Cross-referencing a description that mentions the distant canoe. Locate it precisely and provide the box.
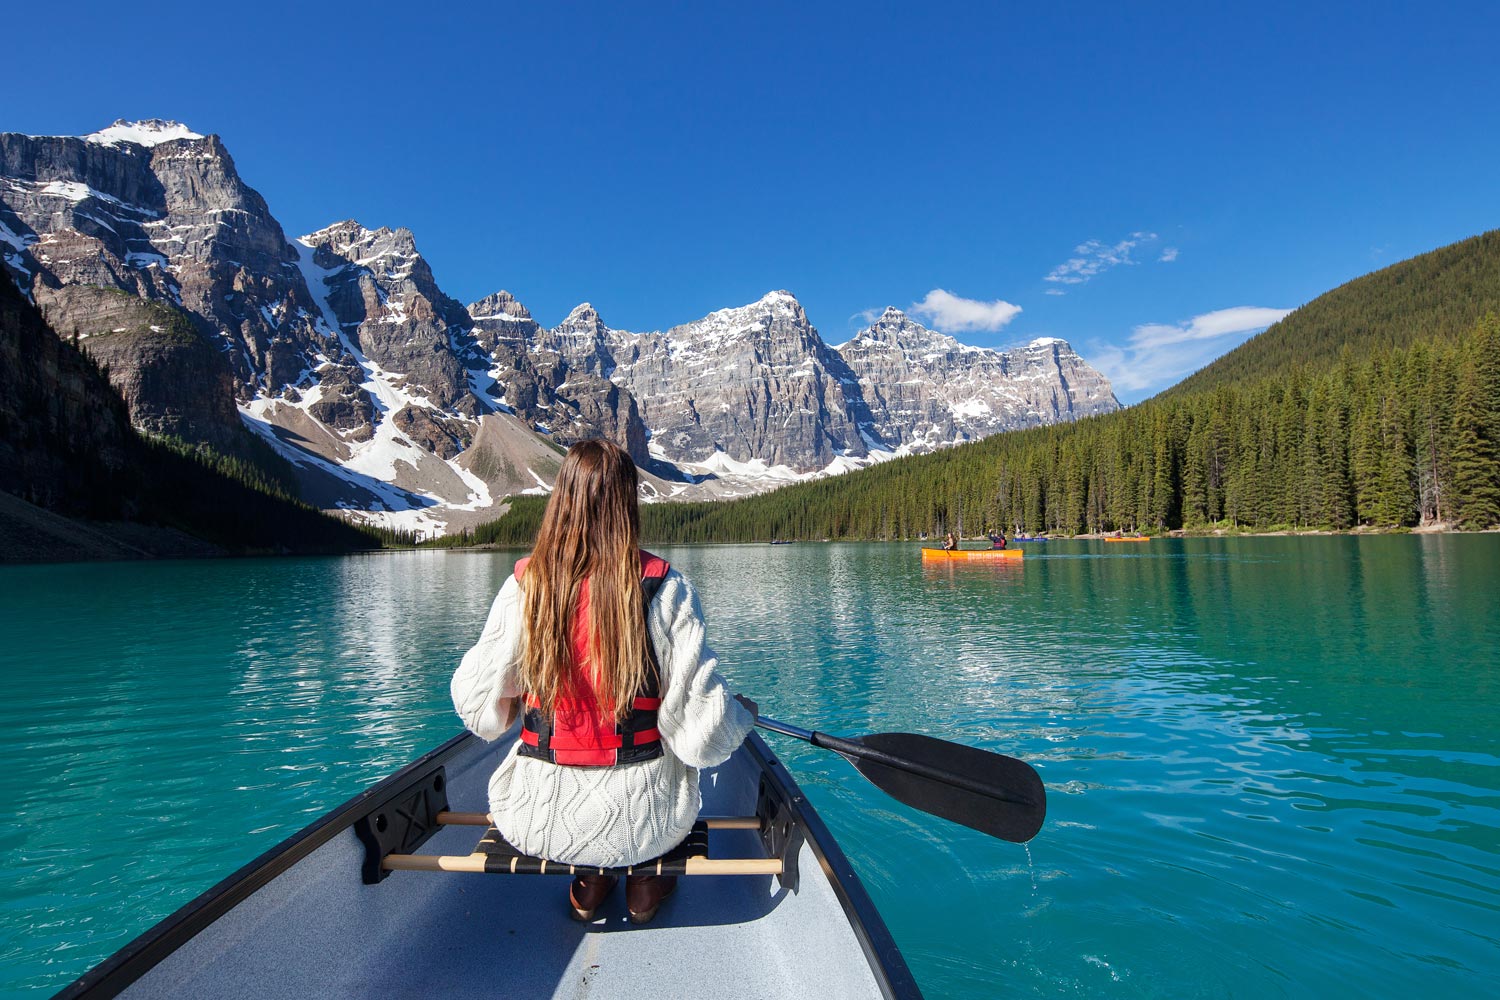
[921,547,1024,561]
[1104,537,1150,543]
[1012,537,1047,543]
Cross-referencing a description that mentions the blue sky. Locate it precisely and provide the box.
[9,1,1500,402]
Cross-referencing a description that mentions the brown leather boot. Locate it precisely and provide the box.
[625,874,678,924]
[569,874,618,921]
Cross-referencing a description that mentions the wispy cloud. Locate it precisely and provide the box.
[1045,231,1157,286]
[1159,247,1179,262]
[1089,305,1294,402]
[909,289,1022,332]
[849,307,884,326]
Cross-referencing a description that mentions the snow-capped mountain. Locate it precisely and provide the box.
[533,291,876,472]
[1,121,1121,534]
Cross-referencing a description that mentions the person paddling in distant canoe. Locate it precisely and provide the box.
[988,531,1006,550]
[451,439,758,924]
[943,530,959,551]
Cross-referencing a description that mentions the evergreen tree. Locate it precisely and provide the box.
[1448,325,1500,528]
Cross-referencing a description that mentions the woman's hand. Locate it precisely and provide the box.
[734,694,759,721]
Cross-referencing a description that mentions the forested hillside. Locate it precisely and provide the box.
[1,277,386,560]
[1168,229,1500,396]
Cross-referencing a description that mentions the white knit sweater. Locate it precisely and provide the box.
[450,568,756,867]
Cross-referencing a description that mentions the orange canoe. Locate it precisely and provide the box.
[1104,536,1150,543]
[921,547,1024,561]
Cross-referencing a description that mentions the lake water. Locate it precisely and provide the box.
[1,537,1497,997]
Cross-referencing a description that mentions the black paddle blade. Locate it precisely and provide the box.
[848,733,1046,843]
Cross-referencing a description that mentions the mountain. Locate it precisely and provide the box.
[489,292,1118,476]
[1166,228,1500,397]
[562,292,876,472]
[837,306,1118,450]
[0,119,338,467]
[2,121,1120,535]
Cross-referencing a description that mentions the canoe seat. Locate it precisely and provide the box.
[381,813,784,878]
[471,821,712,876]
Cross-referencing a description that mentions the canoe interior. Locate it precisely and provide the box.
[82,732,914,1000]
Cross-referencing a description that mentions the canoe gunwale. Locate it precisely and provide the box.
[743,733,923,1000]
[52,733,476,1000]
[53,731,923,1000]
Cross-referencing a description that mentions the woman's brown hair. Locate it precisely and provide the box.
[520,439,651,720]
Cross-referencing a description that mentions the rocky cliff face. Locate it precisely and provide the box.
[36,285,241,449]
[4,120,1122,536]
[602,292,875,470]
[0,273,134,517]
[467,297,650,464]
[0,120,328,449]
[299,221,480,415]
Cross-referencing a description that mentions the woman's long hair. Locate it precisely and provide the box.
[520,439,650,721]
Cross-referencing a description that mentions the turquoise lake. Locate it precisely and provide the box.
[1,537,1497,997]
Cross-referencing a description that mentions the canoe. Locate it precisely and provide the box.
[56,731,920,999]
[920,547,1023,561]
[1011,537,1047,543]
[1104,537,1150,543]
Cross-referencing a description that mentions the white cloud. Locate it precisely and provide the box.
[1045,231,1157,285]
[1045,288,1067,296]
[1159,247,1179,262]
[1088,305,1294,402]
[849,307,884,326]
[909,289,1022,333]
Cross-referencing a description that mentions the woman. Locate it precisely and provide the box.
[451,440,758,924]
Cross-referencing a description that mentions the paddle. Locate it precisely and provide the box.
[755,717,1046,844]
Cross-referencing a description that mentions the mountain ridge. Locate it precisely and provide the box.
[1165,228,1500,398]
[2,120,1120,536]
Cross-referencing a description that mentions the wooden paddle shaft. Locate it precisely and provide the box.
[436,811,761,830]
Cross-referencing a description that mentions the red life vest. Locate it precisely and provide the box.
[514,551,670,767]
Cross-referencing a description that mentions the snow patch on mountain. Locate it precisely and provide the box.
[85,119,204,148]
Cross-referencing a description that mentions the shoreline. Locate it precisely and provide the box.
[7,522,1491,568]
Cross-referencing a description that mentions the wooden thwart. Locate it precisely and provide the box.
[382,815,782,877]
[383,853,783,876]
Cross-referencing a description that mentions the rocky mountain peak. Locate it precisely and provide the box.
[1025,336,1069,351]
[468,290,533,322]
[303,221,419,268]
[757,289,807,321]
[562,302,600,324]
[672,291,814,352]
[553,302,613,346]
[84,119,205,148]
[844,307,959,355]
